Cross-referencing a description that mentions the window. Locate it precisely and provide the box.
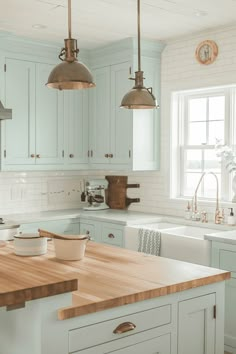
[171,86,236,202]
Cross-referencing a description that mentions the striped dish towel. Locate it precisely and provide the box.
[138,228,161,256]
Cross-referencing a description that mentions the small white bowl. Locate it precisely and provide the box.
[53,235,89,261]
[14,233,47,256]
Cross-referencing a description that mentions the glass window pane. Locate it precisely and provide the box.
[184,172,221,198]
[188,122,206,144]
[202,173,221,198]
[209,96,225,121]
[208,121,224,144]
[204,150,221,173]
[189,98,207,122]
[184,173,203,196]
[186,150,202,171]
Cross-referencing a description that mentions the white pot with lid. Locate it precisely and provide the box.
[14,233,47,256]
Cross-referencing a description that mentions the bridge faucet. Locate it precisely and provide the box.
[191,172,222,224]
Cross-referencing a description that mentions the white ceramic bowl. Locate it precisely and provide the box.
[53,235,89,261]
[14,233,47,256]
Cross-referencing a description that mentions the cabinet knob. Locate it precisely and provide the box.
[30,154,35,158]
[85,230,90,235]
[105,153,109,158]
[113,322,136,334]
[36,154,40,158]
[69,154,74,158]
[108,233,115,239]
[108,153,113,158]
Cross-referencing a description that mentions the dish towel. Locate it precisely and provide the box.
[138,228,161,256]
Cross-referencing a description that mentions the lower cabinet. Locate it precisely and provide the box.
[75,333,170,354]
[211,241,236,353]
[178,293,216,354]
[80,219,124,247]
[19,218,80,235]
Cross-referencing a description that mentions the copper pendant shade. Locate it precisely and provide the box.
[46,0,95,90]
[120,0,158,109]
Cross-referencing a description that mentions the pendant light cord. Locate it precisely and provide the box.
[137,0,141,72]
[68,0,72,39]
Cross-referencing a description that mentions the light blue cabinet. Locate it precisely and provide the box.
[64,90,89,168]
[3,57,36,167]
[89,38,164,171]
[19,219,80,235]
[211,241,236,353]
[35,63,64,166]
[2,57,64,170]
[178,293,216,354]
[80,218,124,247]
[89,65,111,164]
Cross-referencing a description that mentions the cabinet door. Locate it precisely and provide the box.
[89,66,110,164]
[110,62,132,166]
[75,333,170,354]
[80,221,101,243]
[64,90,89,167]
[211,243,236,350]
[178,293,216,354]
[101,222,124,247]
[3,57,36,167]
[35,63,64,165]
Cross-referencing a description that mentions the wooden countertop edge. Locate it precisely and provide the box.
[0,278,78,307]
[57,271,231,320]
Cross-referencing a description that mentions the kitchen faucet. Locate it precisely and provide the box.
[191,172,223,224]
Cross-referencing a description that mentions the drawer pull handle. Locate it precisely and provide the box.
[69,154,74,158]
[108,233,115,238]
[113,322,136,334]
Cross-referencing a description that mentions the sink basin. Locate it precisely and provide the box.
[125,223,219,266]
[164,226,218,239]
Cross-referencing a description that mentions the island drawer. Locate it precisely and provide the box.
[69,304,171,352]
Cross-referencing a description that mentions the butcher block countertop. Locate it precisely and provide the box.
[0,241,230,320]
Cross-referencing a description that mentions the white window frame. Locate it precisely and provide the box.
[171,85,236,203]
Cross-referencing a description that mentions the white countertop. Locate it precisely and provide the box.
[204,229,236,245]
[1,208,236,245]
[1,209,162,226]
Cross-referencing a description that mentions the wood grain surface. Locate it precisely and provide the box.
[0,241,230,320]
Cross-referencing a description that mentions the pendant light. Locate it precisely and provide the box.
[120,0,158,109]
[46,0,95,90]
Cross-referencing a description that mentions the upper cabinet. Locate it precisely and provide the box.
[0,36,164,172]
[88,38,164,171]
[89,62,132,168]
[63,90,89,168]
[2,57,64,170]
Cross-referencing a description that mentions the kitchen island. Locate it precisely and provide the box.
[0,241,230,354]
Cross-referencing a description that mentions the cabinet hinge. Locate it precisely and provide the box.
[4,64,6,72]
[62,150,64,158]
[4,150,6,158]
[129,150,131,158]
[213,305,216,319]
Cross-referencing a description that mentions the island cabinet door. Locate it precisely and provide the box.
[178,293,216,354]
[74,332,170,354]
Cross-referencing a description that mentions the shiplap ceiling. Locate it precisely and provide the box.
[1,0,236,48]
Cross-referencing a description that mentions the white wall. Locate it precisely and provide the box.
[2,25,236,220]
